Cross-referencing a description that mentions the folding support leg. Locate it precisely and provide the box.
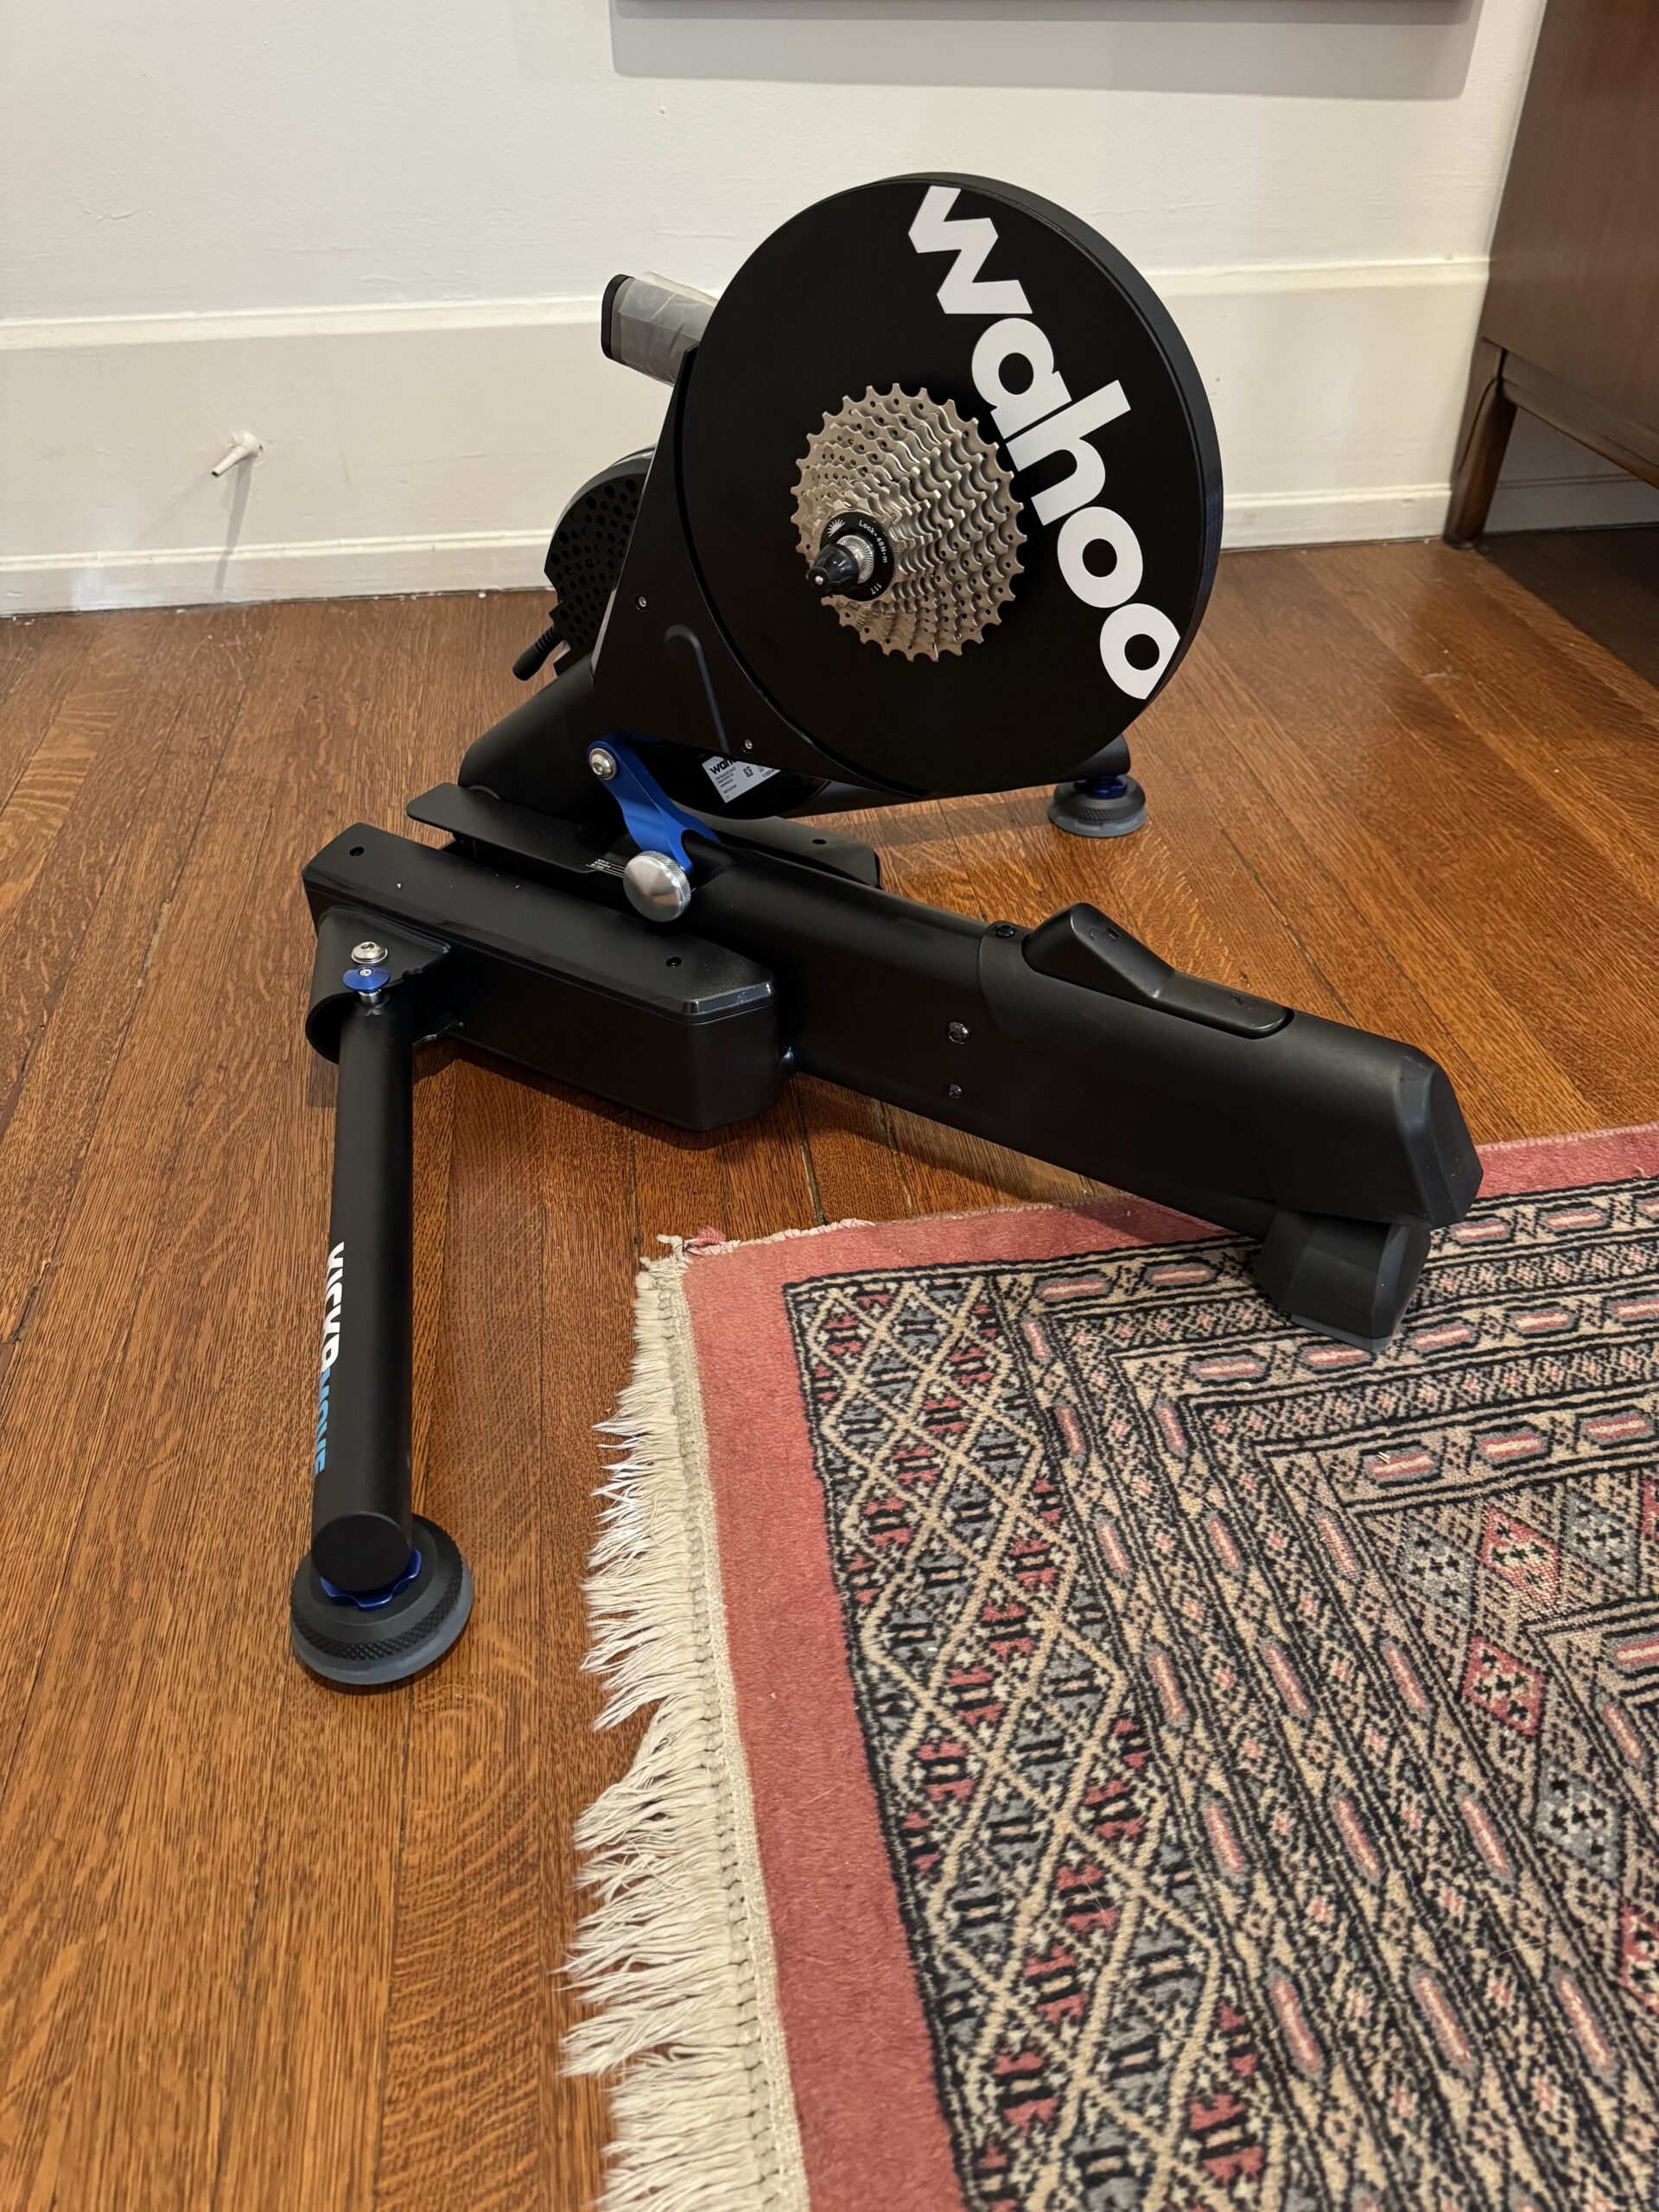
[289,972,472,1686]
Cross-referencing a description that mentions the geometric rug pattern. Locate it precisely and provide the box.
[785,1175,1659,2212]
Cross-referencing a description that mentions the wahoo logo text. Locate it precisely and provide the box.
[313,1239,345,1477]
[910,185,1179,701]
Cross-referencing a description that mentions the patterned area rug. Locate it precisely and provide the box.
[566,1127,1659,2212]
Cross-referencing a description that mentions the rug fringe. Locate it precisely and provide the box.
[563,1254,808,2212]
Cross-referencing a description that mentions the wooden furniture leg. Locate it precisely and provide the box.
[1445,339,1516,545]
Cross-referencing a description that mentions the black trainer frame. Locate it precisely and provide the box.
[289,173,1482,1684]
[289,745,1480,1683]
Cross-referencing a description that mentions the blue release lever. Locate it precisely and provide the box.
[589,738,708,871]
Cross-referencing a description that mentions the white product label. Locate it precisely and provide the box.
[702,754,779,805]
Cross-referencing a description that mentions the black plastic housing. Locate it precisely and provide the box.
[304,808,1479,1344]
[304,824,785,1131]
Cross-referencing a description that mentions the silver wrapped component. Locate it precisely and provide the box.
[601,272,716,385]
[793,386,1024,660]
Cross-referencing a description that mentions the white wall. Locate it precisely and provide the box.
[4,0,1656,613]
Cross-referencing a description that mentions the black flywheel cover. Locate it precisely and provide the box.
[679,174,1222,798]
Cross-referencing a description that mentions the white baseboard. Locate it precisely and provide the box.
[10,482,1657,617]
[0,302,666,616]
[1224,470,1659,551]
[4,264,1656,617]
[1,531,552,615]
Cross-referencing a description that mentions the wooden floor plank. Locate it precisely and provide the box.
[1318,540,1659,911]
[210,599,510,2211]
[1199,553,1614,1138]
[0,607,272,1336]
[1270,541,1659,1125]
[1475,526,1659,709]
[530,1084,649,2212]
[0,530,1654,2210]
[794,1077,917,1226]
[1150,635,1522,1132]
[0,613,64,716]
[371,1068,572,2212]
[0,613,207,1153]
[0,601,436,2209]
[0,614,99,817]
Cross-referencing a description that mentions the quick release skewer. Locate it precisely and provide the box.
[808,531,879,596]
[806,512,894,603]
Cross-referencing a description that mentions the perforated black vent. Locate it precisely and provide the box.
[543,456,649,662]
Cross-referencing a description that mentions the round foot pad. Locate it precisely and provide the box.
[290,1515,473,1688]
[1048,775,1147,839]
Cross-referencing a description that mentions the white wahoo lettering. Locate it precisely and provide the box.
[1006,382,1130,527]
[1057,505,1142,609]
[319,1241,345,1372]
[970,316,1068,440]
[1100,604,1179,699]
[908,186,1031,317]
[912,186,1177,701]
[314,1240,345,1477]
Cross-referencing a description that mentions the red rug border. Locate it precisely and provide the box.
[680,1122,1659,2211]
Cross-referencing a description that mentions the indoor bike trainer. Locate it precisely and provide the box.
[289,175,1482,1685]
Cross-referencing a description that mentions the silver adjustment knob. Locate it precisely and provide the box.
[623,849,691,922]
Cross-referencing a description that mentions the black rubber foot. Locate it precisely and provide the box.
[290,1514,473,1688]
[1251,1211,1431,1351]
[1048,775,1147,839]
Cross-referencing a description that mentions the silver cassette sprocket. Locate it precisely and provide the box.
[791,386,1023,659]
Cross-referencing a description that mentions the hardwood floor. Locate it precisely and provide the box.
[0,531,1654,2209]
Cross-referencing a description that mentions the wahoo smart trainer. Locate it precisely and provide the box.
[289,176,1482,1685]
